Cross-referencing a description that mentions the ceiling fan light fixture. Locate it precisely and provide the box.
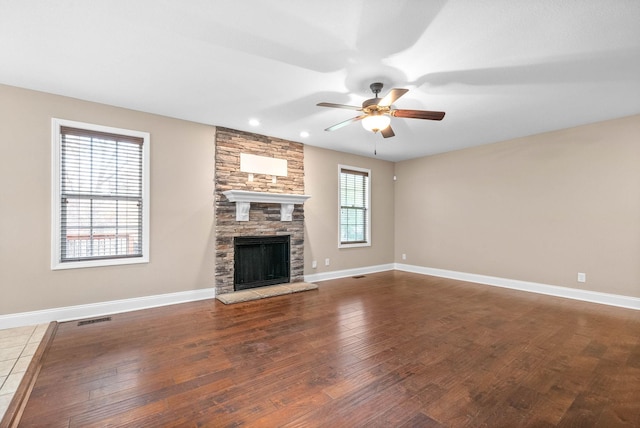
[361,113,390,133]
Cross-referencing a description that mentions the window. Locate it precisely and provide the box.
[51,119,150,269]
[339,165,371,248]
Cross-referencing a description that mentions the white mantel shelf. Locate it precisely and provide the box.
[222,190,311,221]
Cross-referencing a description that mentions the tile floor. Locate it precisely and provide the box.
[0,324,48,420]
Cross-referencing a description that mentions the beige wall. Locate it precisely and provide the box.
[395,115,640,298]
[0,84,216,314]
[303,145,395,274]
[2,82,637,316]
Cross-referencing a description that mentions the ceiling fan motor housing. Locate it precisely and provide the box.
[363,98,384,109]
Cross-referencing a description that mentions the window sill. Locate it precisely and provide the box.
[339,242,371,249]
[51,256,149,270]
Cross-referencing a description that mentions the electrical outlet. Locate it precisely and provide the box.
[312,260,317,269]
[577,272,586,283]
[402,253,407,260]
[325,258,330,266]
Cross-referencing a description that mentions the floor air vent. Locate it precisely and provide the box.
[77,316,112,326]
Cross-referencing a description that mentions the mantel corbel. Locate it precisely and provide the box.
[222,190,311,221]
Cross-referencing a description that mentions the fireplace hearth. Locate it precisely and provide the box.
[234,235,290,291]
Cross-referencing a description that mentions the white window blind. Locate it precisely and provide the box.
[51,119,149,269]
[60,126,143,262]
[339,166,370,246]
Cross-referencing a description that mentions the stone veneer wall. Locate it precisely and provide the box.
[215,127,305,295]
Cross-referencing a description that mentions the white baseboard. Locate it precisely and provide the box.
[304,263,394,283]
[395,263,640,311]
[0,288,216,330]
[3,264,637,330]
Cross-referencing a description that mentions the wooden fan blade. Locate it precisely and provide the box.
[379,88,409,107]
[317,102,362,111]
[392,109,445,120]
[381,125,395,138]
[325,115,367,132]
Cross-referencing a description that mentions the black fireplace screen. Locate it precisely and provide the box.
[234,235,290,291]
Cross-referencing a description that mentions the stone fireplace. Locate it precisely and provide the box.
[214,127,306,295]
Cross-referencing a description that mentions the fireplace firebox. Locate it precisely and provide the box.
[234,235,290,291]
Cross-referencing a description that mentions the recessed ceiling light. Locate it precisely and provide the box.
[249,119,260,127]
[299,131,309,138]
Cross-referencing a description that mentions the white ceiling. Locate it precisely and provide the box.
[1,0,639,161]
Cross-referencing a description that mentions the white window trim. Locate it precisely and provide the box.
[51,118,150,270]
[338,164,371,249]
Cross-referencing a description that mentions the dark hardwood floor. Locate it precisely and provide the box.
[17,271,640,427]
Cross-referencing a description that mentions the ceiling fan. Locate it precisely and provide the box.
[317,82,445,138]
